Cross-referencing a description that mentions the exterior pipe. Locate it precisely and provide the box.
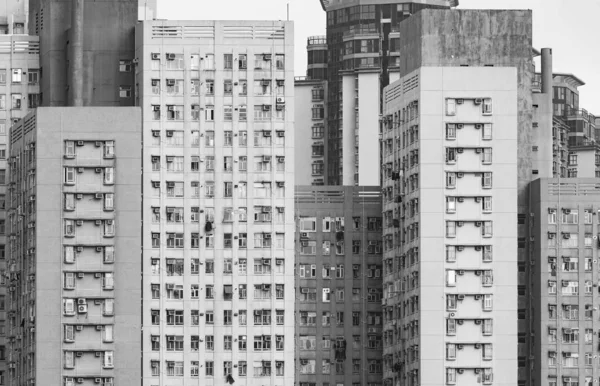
[541,48,552,95]
[70,0,84,106]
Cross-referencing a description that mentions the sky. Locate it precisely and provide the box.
[158,0,600,111]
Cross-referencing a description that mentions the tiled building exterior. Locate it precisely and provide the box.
[294,185,382,386]
[135,20,296,386]
[6,107,141,386]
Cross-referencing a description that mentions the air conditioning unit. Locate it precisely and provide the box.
[78,304,87,313]
[95,220,102,226]
[95,378,102,384]
[474,98,483,105]
[475,270,482,276]
[475,222,482,227]
[457,270,465,275]
[457,197,464,203]
[76,352,83,357]
[95,352,102,357]
[153,105,160,111]
[263,131,271,137]
[77,272,84,278]
[457,172,464,178]
[457,246,464,251]
[76,220,83,226]
[563,233,570,239]
[166,79,175,86]
[276,97,285,104]
[95,168,102,173]
[95,273,102,278]
[95,193,103,200]
[166,53,176,60]
[76,378,84,384]
[475,319,482,324]
[76,325,83,331]
[76,141,84,146]
[76,193,83,200]
[456,148,464,153]
[76,246,84,252]
[301,288,309,294]
[475,246,482,251]
[457,221,464,227]
[263,155,271,162]
[277,131,285,137]
[475,197,481,203]
[457,294,465,300]
[77,167,84,173]
[262,105,271,111]
[457,344,464,350]
[262,206,272,213]
[475,124,483,129]
[475,148,482,154]
[96,325,103,331]
[263,54,272,61]
[151,53,160,60]
[456,99,464,105]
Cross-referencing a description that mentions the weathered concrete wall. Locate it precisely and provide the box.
[398,9,533,209]
[28,0,137,106]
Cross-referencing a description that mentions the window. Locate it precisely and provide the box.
[482,98,493,114]
[224,54,233,69]
[11,93,21,109]
[482,123,492,139]
[446,99,456,116]
[446,222,456,237]
[119,86,131,98]
[11,68,21,83]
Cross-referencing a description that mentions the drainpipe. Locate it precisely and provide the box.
[70,0,84,106]
[541,48,552,96]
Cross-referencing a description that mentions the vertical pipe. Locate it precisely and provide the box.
[541,48,552,95]
[70,0,84,106]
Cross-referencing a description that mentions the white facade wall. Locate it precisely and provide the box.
[136,20,295,386]
[382,66,518,386]
[342,72,380,186]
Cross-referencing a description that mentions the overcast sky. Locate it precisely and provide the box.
[158,0,599,111]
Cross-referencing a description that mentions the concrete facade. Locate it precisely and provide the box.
[135,20,296,386]
[530,178,600,386]
[27,0,137,106]
[382,65,518,386]
[7,107,141,386]
[294,185,382,386]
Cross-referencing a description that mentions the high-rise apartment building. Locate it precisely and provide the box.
[135,20,296,386]
[294,74,326,186]
[6,107,141,386]
[294,185,382,386]
[0,33,41,384]
[318,0,457,185]
[530,178,600,386]
[381,9,534,386]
